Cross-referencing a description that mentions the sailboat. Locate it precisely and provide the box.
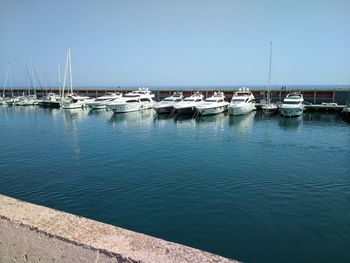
[261,42,278,115]
[1,63,18,105]
[61,48,91,109]
[0,63,10,105]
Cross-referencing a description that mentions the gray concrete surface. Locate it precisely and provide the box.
[0,195,238,263]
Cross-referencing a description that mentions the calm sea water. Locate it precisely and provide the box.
[0,106,349,263]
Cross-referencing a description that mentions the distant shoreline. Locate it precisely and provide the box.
[5,85,350,91]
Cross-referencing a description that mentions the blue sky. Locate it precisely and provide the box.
[0,0,349,87]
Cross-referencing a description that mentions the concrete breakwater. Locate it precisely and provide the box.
[3,88,350,105]
[0,195,237,263]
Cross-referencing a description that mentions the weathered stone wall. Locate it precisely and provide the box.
[0,195,237,263]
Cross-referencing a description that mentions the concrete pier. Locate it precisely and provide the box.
[0,195,237,263]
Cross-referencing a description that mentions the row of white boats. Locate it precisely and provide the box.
[1,46,307,117]
[0,87,306,117]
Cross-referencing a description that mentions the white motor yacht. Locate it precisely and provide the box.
[228,88,256,115]
[107,88,155,113]
[61,94,92,109]
[196,91,229,116]
[173,92,204,115]
[154,92,183,114]
[88,92,122,110]
[280,92,304,117]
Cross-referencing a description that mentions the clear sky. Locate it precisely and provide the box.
[0,0,349,87]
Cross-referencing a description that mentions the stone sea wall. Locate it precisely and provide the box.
[0,195,238,263]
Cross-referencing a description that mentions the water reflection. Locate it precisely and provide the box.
[87,108,113,121]
[195,113,227,131]
[61,109,91,159]
[278,115,303,129]
[62,108,90,123]
[303,111,343,123]
[174,114,194,123]
[108,109,154,128]
[228,111,256,133]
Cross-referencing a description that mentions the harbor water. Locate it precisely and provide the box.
[0,106,349,262]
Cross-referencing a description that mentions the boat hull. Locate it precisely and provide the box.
[90,103,107,110]
[62,103,84,109]
[40,101,61,108]
[197,105,228,116]
[261,104,278,116]
[280,106,304,117]
[154,105,173,114]
[174,106,197,115]
[229,104,256,116]
[110,102,154,113]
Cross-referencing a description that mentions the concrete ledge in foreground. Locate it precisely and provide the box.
[0,195,238,262]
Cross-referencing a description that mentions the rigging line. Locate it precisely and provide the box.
[33,65,43,90]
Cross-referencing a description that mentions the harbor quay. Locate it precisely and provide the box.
[0,194,238,263]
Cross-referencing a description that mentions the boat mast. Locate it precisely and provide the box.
[68,48,73,94]
[61,49,69,98]
[30,61,36,96]
[267,41,272,104]
[58,64,61,97]
[25,65,33,96]
[2,63,10,98]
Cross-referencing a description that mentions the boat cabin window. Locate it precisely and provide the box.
[236,92,251,96]
[183,99,194,102]
[140,98,151,102]
[218,99,223,103]
[231,98,245,102]
[195,99,202,102]
[124,94,140,98]
[174,99,182,102]
[126,99,138,103]
[283,101,301,104]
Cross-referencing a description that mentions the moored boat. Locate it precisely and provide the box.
[107,88,155,113]
[261,42,278,116]
[154,92,183,114]
[61,94,92,109]
[88,92,122,110]
[172,92,204,115]
[196,91,228,116]
[38,93,62,108]
[280,92,304,117]
[228,88,256,116]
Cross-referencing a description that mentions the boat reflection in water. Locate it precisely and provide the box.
[278,114,303,129]
[108,109,154,128]
[62,108,90,123]
[61,109,92,158]
[195,112,227,128]
[228,111,256,134]
[87,108,113,121]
